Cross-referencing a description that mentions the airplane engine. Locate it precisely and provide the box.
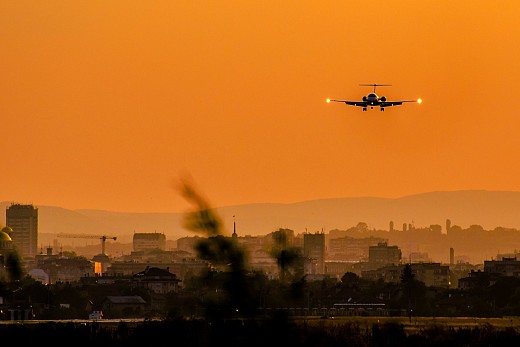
[379,96,386,102]
[362,96,367,102]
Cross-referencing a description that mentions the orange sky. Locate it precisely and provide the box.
[2,1,520,213]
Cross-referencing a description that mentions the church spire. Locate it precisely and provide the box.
[232,215,237,238]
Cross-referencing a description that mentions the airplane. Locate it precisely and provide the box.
[326,84,422,111]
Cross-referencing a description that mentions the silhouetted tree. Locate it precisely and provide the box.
[178,177,252,318]
[400,263,415,283]
[6,250,24,283]
[341,272,360,287]
[401,263,414,322]
[356,222,368,232]
[270,229,304,284]
[274,248,304,284]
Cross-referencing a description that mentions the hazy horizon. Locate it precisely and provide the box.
[3,188,519,214]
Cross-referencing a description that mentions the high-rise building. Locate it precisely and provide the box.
[303,232,325,274]
[6,204,38,259]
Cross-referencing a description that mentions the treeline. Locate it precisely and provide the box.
[5,263,520,320]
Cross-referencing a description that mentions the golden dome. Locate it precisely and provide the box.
[0,227,13,241]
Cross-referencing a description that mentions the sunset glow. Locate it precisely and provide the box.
[1,1,520,213]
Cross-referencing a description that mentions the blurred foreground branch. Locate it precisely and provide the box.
[179,178,222,237]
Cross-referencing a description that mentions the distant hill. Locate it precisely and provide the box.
[2,190,520,246]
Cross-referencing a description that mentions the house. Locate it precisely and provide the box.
[132,266,181,294]
[101,296,147,319]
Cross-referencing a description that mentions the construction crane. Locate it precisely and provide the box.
[57,233,117,256]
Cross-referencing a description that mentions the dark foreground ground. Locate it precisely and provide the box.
[2,316,520,346]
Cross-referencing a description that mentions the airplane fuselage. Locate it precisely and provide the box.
[364,93,380,104]
[363,93,385,108]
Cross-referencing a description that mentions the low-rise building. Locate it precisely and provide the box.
[368,242,401,267]
[362,262,450,288]
[132,266,181,294]
[29,247,95,284]
[101,296,147,319]
[458,270,502,290]
[484,257,520,277]
[324,260,357,278]
[328,236,386,262]
[107,259,209,282]
[133,232,166,252]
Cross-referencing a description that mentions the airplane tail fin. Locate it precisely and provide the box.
[359,83,392,93]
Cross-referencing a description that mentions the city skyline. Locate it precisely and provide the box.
[2,2,520,213]
[6,189,520,265]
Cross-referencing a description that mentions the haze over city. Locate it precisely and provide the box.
[2,1,520,214]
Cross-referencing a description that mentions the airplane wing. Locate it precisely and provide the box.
[327,99,367,107]
[380,100,418,107]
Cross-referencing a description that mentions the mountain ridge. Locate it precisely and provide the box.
[2,190,520,245]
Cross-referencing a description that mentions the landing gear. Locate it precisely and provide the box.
[362,107,367,111]
[380,108,385,112]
